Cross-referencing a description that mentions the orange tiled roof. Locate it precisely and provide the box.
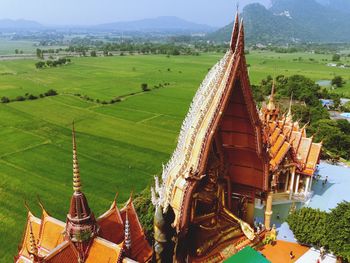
[85,237,123,263]
[301,142,322,175]
[16,197,152,263]
[297,137,312,164]
[44,241,78,263]
[264,113,321,176]
[270,134,286,157]
[38,212,65,254]
[270,142,291,171]
[97,199,125,244]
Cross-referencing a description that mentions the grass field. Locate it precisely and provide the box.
[0,51,350,261]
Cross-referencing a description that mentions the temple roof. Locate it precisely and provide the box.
[16,127,152,262]
[261,94,322,175]
[153,13,269,233]
[17,197,151,262]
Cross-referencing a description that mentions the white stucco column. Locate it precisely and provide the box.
[289,167,296,200]
[285,173,290,192]
[309,176,313,192]
[304,177,310,194]
[295,174,300,194]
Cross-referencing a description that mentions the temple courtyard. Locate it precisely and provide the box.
[252,161,350,262]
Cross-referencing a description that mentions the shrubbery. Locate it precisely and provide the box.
[35,58,71,69]
[0,89,58,104]
[133,187,155,242]
[287,202,350,262]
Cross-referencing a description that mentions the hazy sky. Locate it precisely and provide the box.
[0,0,270,27]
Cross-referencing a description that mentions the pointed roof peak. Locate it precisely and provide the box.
[236,18,245,53]
[267,79,276,111]
[24,201,34,217]
[37,195,50,218]
[110,192,119,209]
[72,121,82,193]
[230,9,240,51]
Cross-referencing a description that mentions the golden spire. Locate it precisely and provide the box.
[72,122,82,193]
[28,221,38,258]
[267,79,276,111]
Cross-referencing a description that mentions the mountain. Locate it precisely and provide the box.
[0,19,43,30]
[209,0,350,44]
[93,16,215,33]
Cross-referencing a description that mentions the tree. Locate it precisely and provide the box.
[44,89,58,96]
[287,207,327,247]
[133,187,155,242]
[1,96,10,103]
[331,76,345,88]
[309,119,350,159]
[46,60,53,67]
[325,202,350,262]
[15,49,19,54]
[336,119,350,134]
[28,94,38,100]
[287,203,350,261]
[90,50,97,57]
[141,83,150,92]
[36,48,43,59]
[35,61,46,69]
[332,54,341,62]
[15,96,25,101]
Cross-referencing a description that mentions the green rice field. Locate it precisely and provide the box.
[0,51,349,261]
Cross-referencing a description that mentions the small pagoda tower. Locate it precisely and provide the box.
[65,123,98,261]
[262,81,279,123]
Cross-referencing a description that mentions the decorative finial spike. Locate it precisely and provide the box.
[267,79,276,111]
[286,92,293,123]
[72,121,82,193]
[124,209,131,251]
[29,221,38,257]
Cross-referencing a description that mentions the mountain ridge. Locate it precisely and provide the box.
[93,16,215,32]
[0,16,215,33]
[209,0,350,44]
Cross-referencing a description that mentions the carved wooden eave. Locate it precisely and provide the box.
[157,17,269,234]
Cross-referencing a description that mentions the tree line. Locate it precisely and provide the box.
[1,89,58,104]
[35,57,71,69]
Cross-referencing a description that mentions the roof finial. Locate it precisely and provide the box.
[72,121,82,193]
[230,4,240,51]
[267,79,276,111]
[28,221,38,258]
[286,92,293,122]
[124,209,131,251]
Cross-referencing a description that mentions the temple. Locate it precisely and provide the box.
[260,87,322,206]
[14,9,323,263]
[15,125,152,263]
[152,10,322,263]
